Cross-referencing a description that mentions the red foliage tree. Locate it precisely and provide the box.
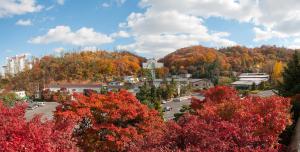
[0,102,78,152]
[55,90,164,152]
[137,86,292,152]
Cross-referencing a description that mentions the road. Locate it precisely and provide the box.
[25,102,59,121]
[162,94,204,120]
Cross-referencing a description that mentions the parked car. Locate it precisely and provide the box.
[163,106,172,112]
[174,96,191,102]
[27,103,38,110]
[36,102,45,106]
[173,98,181,102]
[162,100,167,104]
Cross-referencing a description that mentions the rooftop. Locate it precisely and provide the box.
[48,83,103,88]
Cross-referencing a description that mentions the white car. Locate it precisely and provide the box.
[163,106,172,112]
[36,102,45,106]
[27,104,38,110]
[162,101,167,104]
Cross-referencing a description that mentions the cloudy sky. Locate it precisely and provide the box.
[1,0,300,65]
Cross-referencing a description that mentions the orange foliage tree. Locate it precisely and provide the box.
[55,90,164,151]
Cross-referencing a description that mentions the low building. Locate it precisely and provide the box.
[179,73,192,78]
[124,76,139,84]
[190,79,214,89]
[153,78,213,89]
[46,83,103,94]
[15,91,26,99]
[108,81,124,87]
[231,73,269,89]
[153,78,190,88]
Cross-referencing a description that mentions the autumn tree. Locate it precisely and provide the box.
[272,60,284,84]
[55,90,164,152]
[0,101,78,151]
[137,86,291,151]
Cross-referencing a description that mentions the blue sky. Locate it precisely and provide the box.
[1,0,300,67]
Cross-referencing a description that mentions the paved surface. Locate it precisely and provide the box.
[162,94,204,120]
[25,102,59,121]
[250,90,276,97]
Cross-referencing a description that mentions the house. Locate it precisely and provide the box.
[190,79,214,89]
[231,73,269,89]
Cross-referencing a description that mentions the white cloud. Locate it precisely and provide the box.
[139,0,259,22]
[29,25,113,46]
[0,0,42,18]
[253,27,287,41]
[119,8,236,57]
[82,46,98,51]
[101,3,110,8]
[16,19,32,26]
[137,0,300,43]
[54,47,64,53]
[110,30,130,38]
[57,0,65,5]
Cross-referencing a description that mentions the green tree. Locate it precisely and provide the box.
[0,92,18,107]
[136,82,150,104]
[251,82,256,90]
[206,59,220,85]
[278,51,300,97]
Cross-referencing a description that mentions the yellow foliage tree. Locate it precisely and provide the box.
[272,61,283,83]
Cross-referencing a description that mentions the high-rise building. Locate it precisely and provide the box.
[2,54,32,77]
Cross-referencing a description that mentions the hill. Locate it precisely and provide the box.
[160,45,294,76]
[8,50,145,95]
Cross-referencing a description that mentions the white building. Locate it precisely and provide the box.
[2,54,32,77]
[142,58,164,79]
[231,73,269,89]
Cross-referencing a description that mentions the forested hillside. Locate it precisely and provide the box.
[8,51,145,94]
[161,45,294,76]
[3,45,296,94]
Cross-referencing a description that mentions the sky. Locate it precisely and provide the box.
[1,0,300,67]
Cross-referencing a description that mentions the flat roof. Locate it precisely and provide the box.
[231,80,262,86]
[239,73,269,78]
[48,83,102,88]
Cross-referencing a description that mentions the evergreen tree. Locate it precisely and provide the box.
[251,82,256,90]
[136,82,150,104]
[278,51,300,97]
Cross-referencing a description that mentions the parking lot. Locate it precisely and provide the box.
[162,94,204,120]
[25,102,59,121]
